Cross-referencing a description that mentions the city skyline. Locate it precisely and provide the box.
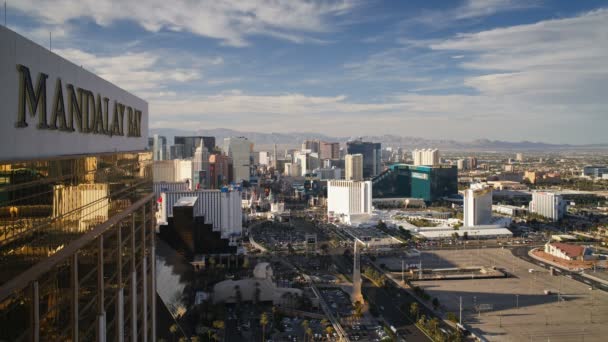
[6,0,608,144]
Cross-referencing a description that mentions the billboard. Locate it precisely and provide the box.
[0,26,148,161]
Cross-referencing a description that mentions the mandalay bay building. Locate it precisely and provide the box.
[0,26,156,341]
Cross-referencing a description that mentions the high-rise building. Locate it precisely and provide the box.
[320,141,340,160]
[372,164,458,202]
[327,180,373,224]
[223,137,252,183]
[153,134,167,160]
[174,136,215,158]
[529,191,566,221]
[284,162,302,177]
[345,154,364,181]
[193,141,210,189]
[259,151,270,166]
[412,149,440,166]
[302,140,321,153]
[208,153,232,189]
[516,153,524,162]
[346,140,381,178]
[0,27,155,341]
[170,143,185,159]
[463,183,493,227]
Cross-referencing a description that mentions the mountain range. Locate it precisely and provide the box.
[149,128,608,152]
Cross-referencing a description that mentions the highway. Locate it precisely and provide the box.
[362,279,432,342]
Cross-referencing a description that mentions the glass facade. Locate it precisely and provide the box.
[0,151,155,341]
[346,141,382,178]
[372,164,457,202]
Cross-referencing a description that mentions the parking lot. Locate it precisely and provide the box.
[407,248,608,341]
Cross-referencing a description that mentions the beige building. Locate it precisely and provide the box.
[345,154,364,181]
[212,263,302,305]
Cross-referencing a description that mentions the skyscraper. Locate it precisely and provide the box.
[193,141,210,188]
[529,191,566,221]
[174,136,216,158]
[153,134,167,160]
[345,154,363,181]
[412,149,440,166]
[223,137,252,183]
[463,183,493,227]
[0,26,155,341]
[320,141,340,160]
[346,140,381,178]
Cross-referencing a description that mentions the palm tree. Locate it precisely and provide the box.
[260,312,269,342]
[306,327,313,342]
[429,317,439,334]
[301,320,310,342]
[169,324,178,342]
[320,318,329,327]
[212,320,225,342]
[325,325,334,339]
[410,302,419,320]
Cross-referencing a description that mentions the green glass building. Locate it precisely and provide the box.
[372,164,457,202]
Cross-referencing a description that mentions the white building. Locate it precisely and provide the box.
[327,180,372,224]
[464,183,493,227]
[153,159,193,183]
[529,191,566,221]
[516,153,524,162]
[223,137,252,183]
[157,189,243,238]
[153,134,167,161]
[544,242,590,261]
[412,149,440,166]
[284,162,302,177]
[492,204,527,216]
[259,151,270,166]
[345,154,363,181]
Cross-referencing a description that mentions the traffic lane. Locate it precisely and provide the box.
[511,246,608,292]
[362,282,431,342]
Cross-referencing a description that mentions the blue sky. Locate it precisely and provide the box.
[7,0,608,144]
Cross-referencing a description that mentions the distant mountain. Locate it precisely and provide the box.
[149,128,608,151]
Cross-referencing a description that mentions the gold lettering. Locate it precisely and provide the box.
[103,97,109,135]
[93,94,104,134]
[118,103,125,136]
[66,85,82,132]
[49,78,69,131]
[15,64,48,129]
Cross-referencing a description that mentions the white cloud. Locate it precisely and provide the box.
[431,8,608,104]
[54,48,204,96]
[12,0,356,47]
[454,0,536,20]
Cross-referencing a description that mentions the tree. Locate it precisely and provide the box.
[260,312,269,342]
[410,302,419,320]
[301,320,310,342]
[306,327,313,342]
[169,324,178,342]
[428,317,440,334]
[325,325,334,337]
[463,231,469,240]
[432,297,440,310]
[320,319,329,327]
[446,312,458,323]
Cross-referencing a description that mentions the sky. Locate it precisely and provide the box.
[6,0,608,144]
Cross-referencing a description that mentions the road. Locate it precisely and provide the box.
[512,245,608,292]
[362,279,431,342]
